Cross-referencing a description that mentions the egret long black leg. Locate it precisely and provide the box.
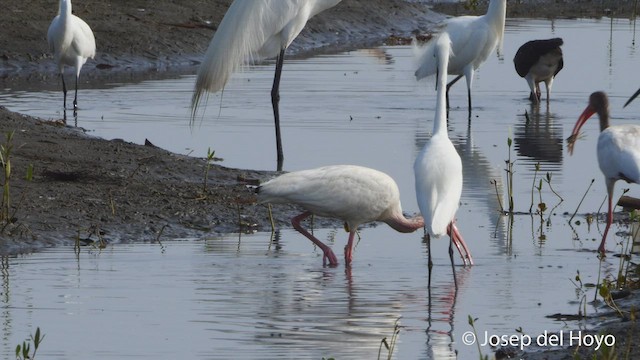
[73,74,79,109]
[426,232,433,289]
[449,238,458,289]
[61,74,68,110]
[271,48,286,172]
[445,75,463,110]
[467,87,472,119]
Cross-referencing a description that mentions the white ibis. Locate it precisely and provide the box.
[513,38,564,104]
[47,0,96,110]
[257,165,424,267]
[414,32,473,280]
[191,0,342,172]
[567,92,640,254]
[415,0,506,117]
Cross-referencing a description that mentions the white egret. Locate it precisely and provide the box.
[414,32,473,283]
[415,0,506,117]
[192,0,342,171]
[514,38,564,104]
[567,92,640,255]
[47,0,96,110]
[257,165,425,267]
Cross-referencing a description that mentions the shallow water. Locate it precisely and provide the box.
[1,18,639,359]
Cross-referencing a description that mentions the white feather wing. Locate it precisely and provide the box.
[414,135,463,237]
[445,16,491,73]
[259,165,399,224]
[70,15,96,60]
[415,14,497,79]
[598,125,640,183]
[191,0,340,113]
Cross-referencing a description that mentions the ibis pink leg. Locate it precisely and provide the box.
[599,187,615,255]
[447,222,474,266]
[291,211,338,266]
[545,82,550,104]
[344,231,356,267]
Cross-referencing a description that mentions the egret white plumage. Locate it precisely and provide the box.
[567,92,640,255]
[257,165,424,267]
[513,38,564,104]
[414,33,473,279]
[192,0,342,171]
[47,0,96,110]
[415,0,506,116]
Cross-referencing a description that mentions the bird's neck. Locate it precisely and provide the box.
[598,108,610,132]
[485,0,506,56]
[432,85,447,136]
[59,0,72,18]
[433,35,450,136]
[486,0,507,24]
[384,213,425,233]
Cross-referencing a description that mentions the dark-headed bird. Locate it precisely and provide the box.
[514,38,563,104]
[567,92,640,255]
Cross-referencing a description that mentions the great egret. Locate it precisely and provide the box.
[567,92,640,255]
[513,38,564,104]
[414,32,473,282]
[47,0,96,110]
[257,165,424,267]
[192,0,342,171]
[415,0,506,117]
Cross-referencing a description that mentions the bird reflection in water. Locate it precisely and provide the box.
[514,104,564,167]
[62,108,79,127]
[424,260,470,360]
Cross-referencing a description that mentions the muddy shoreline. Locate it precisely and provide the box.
[0,0,446,254]
[1,0,444,80]
[0,1,639,358]
[1,0,635,248]
[431,0,639,19]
